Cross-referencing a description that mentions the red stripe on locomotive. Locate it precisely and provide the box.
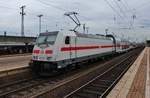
[61,45,113,51]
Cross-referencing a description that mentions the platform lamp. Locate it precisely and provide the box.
[37,14,43,34]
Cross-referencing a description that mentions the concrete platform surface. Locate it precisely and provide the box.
[0,55,31,72]
[107,47,150,98]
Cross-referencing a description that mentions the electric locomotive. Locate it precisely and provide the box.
[29,30,116,75]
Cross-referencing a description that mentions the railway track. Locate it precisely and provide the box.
[0,67,35,96]
[64,51,138,98]
[0,48,143,98]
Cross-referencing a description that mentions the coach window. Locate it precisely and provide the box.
[65,36,70,44]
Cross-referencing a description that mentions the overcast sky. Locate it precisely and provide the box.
[0,0,150,42]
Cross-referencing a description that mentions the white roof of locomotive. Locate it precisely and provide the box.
[40,30,112,40]
[59,30,76,36]
[59,30,111,40]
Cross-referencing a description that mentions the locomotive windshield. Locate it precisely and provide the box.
[36,31,58,45]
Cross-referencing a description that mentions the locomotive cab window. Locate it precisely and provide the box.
[65,36,70,44]
[36,31,58,45]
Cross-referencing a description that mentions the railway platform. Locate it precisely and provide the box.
[0,54,31,72]
[107,47,150,98]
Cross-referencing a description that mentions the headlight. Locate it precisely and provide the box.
[57,65,62,69]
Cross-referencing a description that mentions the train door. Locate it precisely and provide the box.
[65,36,76,61]
[70,36,76,60]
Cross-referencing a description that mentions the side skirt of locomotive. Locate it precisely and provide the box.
[29,51,115,75]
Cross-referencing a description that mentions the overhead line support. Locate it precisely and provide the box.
[20,5,26,37]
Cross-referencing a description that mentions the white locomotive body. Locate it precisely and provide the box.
[29,30,131,75]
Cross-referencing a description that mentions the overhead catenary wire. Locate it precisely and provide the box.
[121,0,137,29]
[112,0,129,23]
[114,0,135,30]
[104,0,127,38]
[104,0,137,40]
[119,0,129,12]
[104,0,125,21]
[35,0,67,12]
[0,0,64,22]
[0,0,148,40]
[0,4,57,35]
[34,0,93,32]
[34,0,92,22]
[106,0,137,33]
[0,3,62,30]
